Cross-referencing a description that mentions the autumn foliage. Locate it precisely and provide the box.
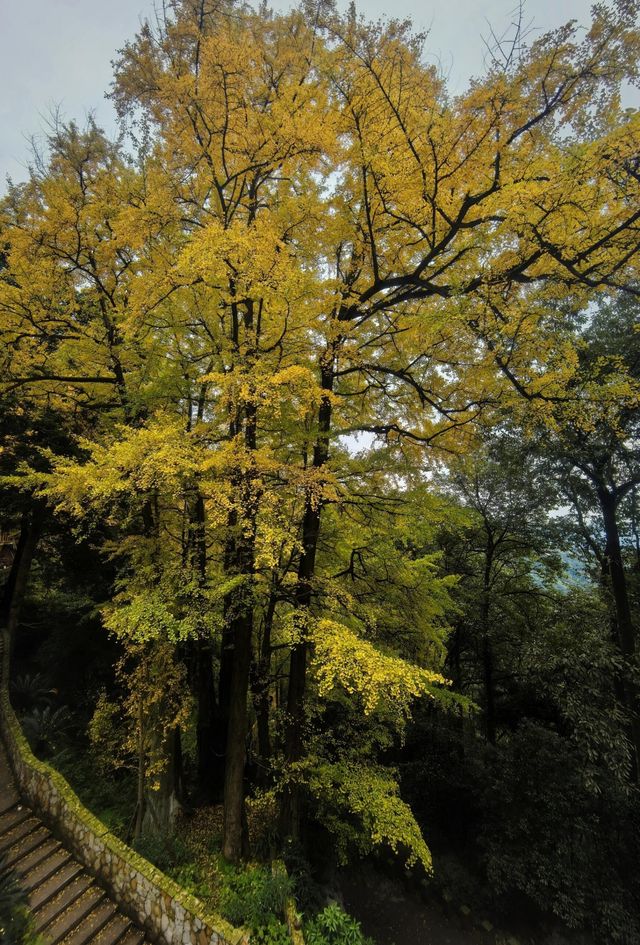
[1,3,639,934]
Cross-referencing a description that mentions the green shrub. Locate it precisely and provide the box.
[219,864,294,931]
[305,903,373,945]
[167,862,213,902]
[251,918,292,945]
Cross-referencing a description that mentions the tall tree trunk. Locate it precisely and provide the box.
[211,508,239,800]
[251,591,277,785]
[222,403,258,861]
[599,488,636,658]
[222,295,260,861]
[195,637,217,798]
[222,601,253,861]
[141,496,185,832]
[481,539,496,745]
[184,488,219,800]
[0,502,44,642]
[213,381,248,801]
[280,346,336,839]
[598,486,640,779]
[133,659,184,839]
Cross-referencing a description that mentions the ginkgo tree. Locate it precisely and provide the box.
[1,0,640,868]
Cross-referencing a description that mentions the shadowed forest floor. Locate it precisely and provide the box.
[339,865,497,945]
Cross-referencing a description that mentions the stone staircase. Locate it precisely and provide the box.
[0,743,151,945]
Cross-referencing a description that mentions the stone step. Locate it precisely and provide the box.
[61,896,119,945]
[33,873,94,933]
[0,803,32,835]
[29,859,84,911]
[117,927,146,945]
[0,813,42,854]
[40,885,106,945]
[89,912,135,945]
[21,844,70,890]
[3,824,52,869]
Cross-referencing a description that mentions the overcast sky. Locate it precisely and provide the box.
[0,0,620,184]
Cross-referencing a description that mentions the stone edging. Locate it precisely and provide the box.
[0,629,248,945]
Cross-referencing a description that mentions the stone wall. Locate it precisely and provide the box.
[0,630,248,945]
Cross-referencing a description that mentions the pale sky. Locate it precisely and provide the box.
[0,0,621,184]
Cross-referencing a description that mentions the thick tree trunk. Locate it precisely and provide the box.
[184,488,219,800]
[597,538,629,722]
[279,348,335,840]
[222,604,253,861]
[599,489,636,658]
[140,497,186,831]
[141,725,183,837]
[132,651,184,840]
[222,378,259,861]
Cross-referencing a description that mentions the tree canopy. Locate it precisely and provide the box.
[1,3,639,940]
